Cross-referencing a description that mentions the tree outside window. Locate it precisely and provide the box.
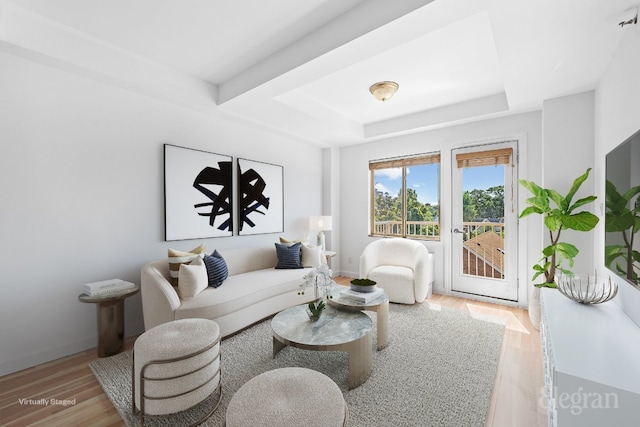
[370,154,440,239]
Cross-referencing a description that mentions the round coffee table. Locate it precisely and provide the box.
[328,290,389,350]
[271,304,372,389]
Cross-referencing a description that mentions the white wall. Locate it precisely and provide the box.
[0,50,323,375]
[338,111,542,306]
[542,91,595,276]
[594,26,640,325]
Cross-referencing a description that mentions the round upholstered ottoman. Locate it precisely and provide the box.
[132,318,222,425]
[226,367,348,426]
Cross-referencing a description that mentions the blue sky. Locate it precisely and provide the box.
[374,164,504,205]
[462,165,505,191]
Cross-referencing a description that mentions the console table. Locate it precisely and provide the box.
[540,287,640,426]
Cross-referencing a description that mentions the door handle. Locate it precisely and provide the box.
[453,228,465,234]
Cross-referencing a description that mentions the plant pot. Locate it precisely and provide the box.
[350,284,378,293]
[306,299,326,322]
[307,311,322,322]
[528,285,540,331]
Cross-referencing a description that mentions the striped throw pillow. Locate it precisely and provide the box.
[274,242,303,269]
[203,250,228,288]
[168,244,207,286]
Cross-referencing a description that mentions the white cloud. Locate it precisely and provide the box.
[375,182,391,194]
[375,168,402,180]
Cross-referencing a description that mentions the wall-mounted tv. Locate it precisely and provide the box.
[605,128,640,287]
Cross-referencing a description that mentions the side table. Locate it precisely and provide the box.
[78,286,139,357]
[328,289,390,350]
[324,250,337,267]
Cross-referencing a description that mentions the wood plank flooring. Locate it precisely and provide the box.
[1,278,547,427]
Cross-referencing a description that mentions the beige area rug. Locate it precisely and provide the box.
[90,303,506,427]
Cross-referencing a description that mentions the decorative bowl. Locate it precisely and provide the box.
[350,278,377,293]
[555,274,618,304]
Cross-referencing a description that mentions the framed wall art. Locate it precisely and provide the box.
[237,158,284,235]
[164,144,233,241]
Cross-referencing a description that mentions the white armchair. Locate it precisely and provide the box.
[359,238,434,304]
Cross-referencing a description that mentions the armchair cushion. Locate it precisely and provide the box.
[367,265,415,304]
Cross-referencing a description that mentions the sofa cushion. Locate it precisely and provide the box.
[176,267,311,320]
[168,244,206,286]
[275,242,303,269]
[279,236,309,246]
[178,256,208,300]
[203,250,228,288]
[301,244,323,268]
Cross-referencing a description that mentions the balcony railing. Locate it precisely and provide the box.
[372,221,504,240]
[372,221,440,239]
[373,220,505,278]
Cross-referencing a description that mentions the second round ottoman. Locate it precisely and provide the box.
[226,367,348,426]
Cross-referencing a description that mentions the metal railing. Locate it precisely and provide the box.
[372,220,505,278]
[372,221,440,239]
[460,221,505,278]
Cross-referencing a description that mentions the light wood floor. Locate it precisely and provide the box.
[0,279,547,427]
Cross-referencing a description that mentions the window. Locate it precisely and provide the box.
[369,153,440,239]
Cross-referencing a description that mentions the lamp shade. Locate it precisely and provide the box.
[309,216,332,231]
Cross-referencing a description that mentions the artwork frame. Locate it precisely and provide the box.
[164,144,233,241]
[237,158,284,236]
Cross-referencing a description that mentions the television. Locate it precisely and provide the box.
[605,128,640,288]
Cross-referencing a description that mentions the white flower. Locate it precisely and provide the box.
[299,265,336,300]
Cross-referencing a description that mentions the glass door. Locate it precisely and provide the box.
[451,142,518,301]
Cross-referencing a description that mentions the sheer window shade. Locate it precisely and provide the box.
[456,148,512,168]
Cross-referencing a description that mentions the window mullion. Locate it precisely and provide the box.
[402,167,407,238]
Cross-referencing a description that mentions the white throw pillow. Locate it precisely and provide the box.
[178,256,208,300]
[167,243,206,287]
[301,244,323,268]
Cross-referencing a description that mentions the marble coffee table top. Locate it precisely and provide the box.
[272,304,372,347]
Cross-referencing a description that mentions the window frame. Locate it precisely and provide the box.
[369,152,441,240]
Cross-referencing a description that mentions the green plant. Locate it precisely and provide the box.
[308,300,326,317]
[605,180,640,283]
[519,168,599,288]
[350,278,377,286]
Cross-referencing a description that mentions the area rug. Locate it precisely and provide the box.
[90,303,505,427]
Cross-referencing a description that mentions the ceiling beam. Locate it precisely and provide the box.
[217,0,436,104]
[364,92,510,139]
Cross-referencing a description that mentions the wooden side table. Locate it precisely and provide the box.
[78,286,139,357]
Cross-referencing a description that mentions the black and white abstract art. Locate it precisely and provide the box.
[237,158,284,235]
[164,144,233,241]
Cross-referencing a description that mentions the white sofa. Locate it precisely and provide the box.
[359,238,434,304]
[141,246,315,338]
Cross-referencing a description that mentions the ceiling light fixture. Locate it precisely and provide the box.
[369,81,399,102]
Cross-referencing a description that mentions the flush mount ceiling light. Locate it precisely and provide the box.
[369,81,399,102]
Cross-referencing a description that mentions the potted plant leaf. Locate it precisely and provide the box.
[605,180,640,284]
[519,168,599,287]
[518,168,599,328]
